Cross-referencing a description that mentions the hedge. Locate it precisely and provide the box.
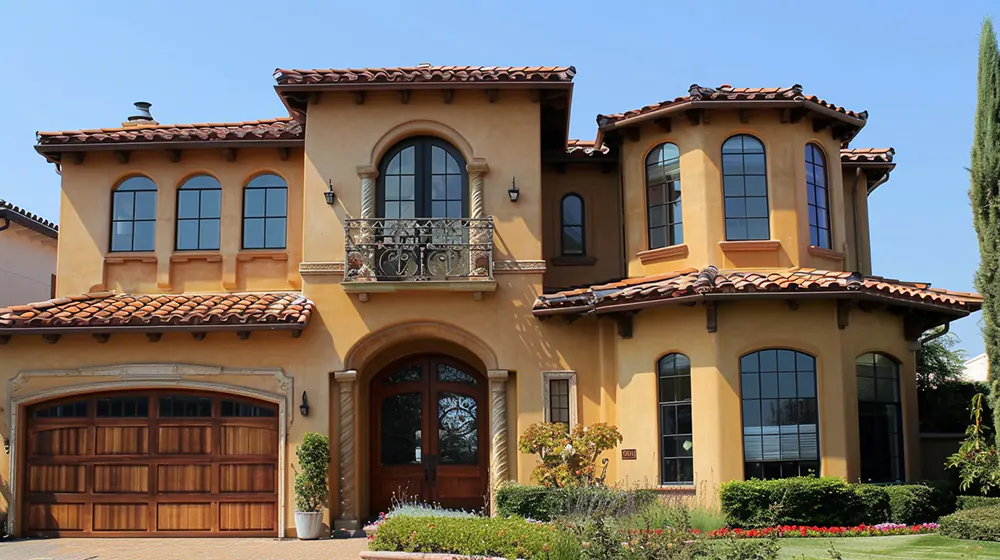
[494,483,656,522]
[368,515,554,558]
[939,507,1000,541]
[854,484,891,523]
[957,495,1000,511]
[883,484,947,524]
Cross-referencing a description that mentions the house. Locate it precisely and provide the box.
[0,65,980,538]
[964,353,989,382]
[0,200,57,307]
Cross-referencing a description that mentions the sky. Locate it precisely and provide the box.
[0,1,996,356]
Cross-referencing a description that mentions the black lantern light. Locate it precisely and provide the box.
[299,391,310,417]
[508,178,520,203]
[325,180,336,205]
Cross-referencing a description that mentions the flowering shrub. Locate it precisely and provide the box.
[707,522,939,539]
[368,515,554,557]
[517,422,623,487]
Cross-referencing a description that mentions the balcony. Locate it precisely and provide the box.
[342,217,496,298]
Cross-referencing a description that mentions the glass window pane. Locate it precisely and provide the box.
[178,191,200,219]
[661,406,677,434]
[133,221,155,252]
[446,175,462,200]
[437,392,478,465]
[111,222,133,252]
[777,350,797,372]
[247,174,285,188]
[797,371,816,398]
[199,219,220,250]
[447,201,462,219]
[746,219,769,240]
[745,176,768,197]
[134,191,157,220]
[778,372,797,398]
[649,227,666,249]
[743,400,761,428]
[265,218,286,248]
[245,188,265,218]
[742,373,760,399]
[760,350,778,372]
[381,392,422,465]
[760,373,778,398]
[113,192,134,220]
[266,188,287,217]
[177,220,199,250]
[741,353,759,373]
[744,154,766,175]
[200,190,221,219]
[385,176,400,200]
[431,176,446,199]
[400,147,414,174]
[446,153,460,174]
[723,154,743,173]
[432,146,446,173]
[677,404,692,433]
[726,219,747,239]
[386,153,400,174]
[746,198,769,218]
[742,136,765,153]
[119,176,156,191]
[724,176,745,197]
[244,218,264,249]
[722,136,743,154]
[182,175,220,189]
[400,176,415,200]
[725,198,746,218]
[562,195,583,225]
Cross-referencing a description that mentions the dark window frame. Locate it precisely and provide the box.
[377,136,468,219]
[722,134,770,241]
[740,348,820,480]
[646,143,683,249]
[658,352,693,485]
[242,173,288,250]
[857,352,905,483]
[109,176,158,253]
[806,143,832,249]
[559,193,586,256]
[548,378,571,424]
[175,174,222,251]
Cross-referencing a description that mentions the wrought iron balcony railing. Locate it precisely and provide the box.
[344,217,494,282]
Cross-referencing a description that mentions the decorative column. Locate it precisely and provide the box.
[334,370,358,529]
[352,166,379,280]
[487,370,509,514]
[466,161,490,277]
[357,166,379,220]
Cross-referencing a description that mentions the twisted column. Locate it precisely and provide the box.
[357,166,378,220]
[354,167,379,279]
[488,370,509,514]
[466,161,490,277]
[335,370,358,528]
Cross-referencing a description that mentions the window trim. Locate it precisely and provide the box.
[542,371,578,427]
[645,142,683,250]
[856,352,905,483]
[241,173,289,250]
[722,134,770,241]
[806,143,832,250]
[109,175,158,253]
[175,174,223,251]
[559,193,586,257]
[657,352,694,485]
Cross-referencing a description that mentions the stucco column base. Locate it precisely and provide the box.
[335,370,358,527]
[487,369,509,515]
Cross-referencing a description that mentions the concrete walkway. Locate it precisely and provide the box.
[0,537,369,560]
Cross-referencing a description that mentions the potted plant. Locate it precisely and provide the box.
[294,432,330,540]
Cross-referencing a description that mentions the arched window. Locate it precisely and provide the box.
[110,176,157,252]
[740,349,819,479]
[243,174,287,250]
[378,137,467,219]
[176,175,222,251]
[560,194,585,256]
[857,353,904,482]
[646,143,682,249]
[722,135,769,241]
[658,353,693,484]
[806,144,831,249]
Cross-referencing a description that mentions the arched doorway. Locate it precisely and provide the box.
[369,354,487,513]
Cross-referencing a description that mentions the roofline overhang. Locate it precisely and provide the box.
[0,209,58,239]
[532,290,978,318]
[839,161,896,194]
[0,322,307,337]
[594,99,867,146]
[34,139,303,164]
[274,81,574,93]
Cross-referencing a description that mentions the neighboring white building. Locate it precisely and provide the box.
[0,199,57,307]
[964,353,989,383]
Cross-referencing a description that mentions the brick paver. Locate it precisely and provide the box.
[0,537,369,560]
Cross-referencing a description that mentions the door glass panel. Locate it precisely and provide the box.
[437,364,477,385]
[32,400,87,418]
[159,396,212,417]
[221,400,276,417]
[384,364,423,385]
[437,392,478,465]
[97,396,149,417]
[381,393,423,465]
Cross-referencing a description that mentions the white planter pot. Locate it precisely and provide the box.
[294,511,325,540]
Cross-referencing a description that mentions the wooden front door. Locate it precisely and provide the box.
[22,390,279,537]
[370,355,488,514]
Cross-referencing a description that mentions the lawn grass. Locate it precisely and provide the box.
[775,534,1000,559]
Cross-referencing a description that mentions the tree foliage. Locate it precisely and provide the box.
[970,17,1000,440]
[293,432,330,512]
[517,422,623,487]
[916,330,967,390]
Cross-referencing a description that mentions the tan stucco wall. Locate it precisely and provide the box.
[0,223,56,307]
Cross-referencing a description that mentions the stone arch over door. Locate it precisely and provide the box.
[344,321,499,375]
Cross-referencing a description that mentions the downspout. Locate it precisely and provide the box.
[851,167,862,272]
[918,322,950,346]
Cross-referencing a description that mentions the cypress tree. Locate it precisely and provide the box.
[969,17,1000,439]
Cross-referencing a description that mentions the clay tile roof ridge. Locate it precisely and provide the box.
[0,199,59,232]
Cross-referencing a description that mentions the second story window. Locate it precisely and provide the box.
[379,136,467,219]
[176,175,221,251]
[243,174,287,250]
[646,143,682,249]
[560,194,585,256]
[111,176,157,252]
[723,135,769,241]
[806,144,831,249]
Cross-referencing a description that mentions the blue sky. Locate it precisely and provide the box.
[1,1,996,356]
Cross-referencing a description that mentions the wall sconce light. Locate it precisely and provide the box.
[2,437,9,454]
[325,180,336,205]
[299,391,310,417]
[508,178,520,203]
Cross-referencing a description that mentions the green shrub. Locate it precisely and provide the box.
[939,506,1000,541]
[720,477,864,528]
[293,432,330,512]
[368,515,554,558]
[854,485,890,523]
[494,483,656,522]
[958,495,1000,510]
[883,484,944,524]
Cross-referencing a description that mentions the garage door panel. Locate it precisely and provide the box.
[221,426,277,456]
[158,425,211,454]
[93,503,148,531]
[32,427,88,456]
[158,465,212,493]
[221,464,275,493]
[157,503,212,531]
[219,502,276,531]
[28,503,85,531]
[28,464,85,493]
[96,426,149,455]
[94,465,149,493]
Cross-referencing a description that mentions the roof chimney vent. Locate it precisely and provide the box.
[417,62,432,68]
[123,101,157,127]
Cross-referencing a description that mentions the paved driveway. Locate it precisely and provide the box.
[0,537,369,560]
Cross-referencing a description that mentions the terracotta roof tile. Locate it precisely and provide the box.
[597,84,867,127]
[841,147,895,164]
[0,199,58,237]
[274,65,576,86]
[533,266,981,315]
[36,117,303,147]
[565,139,610,157]
[0,292,313,331]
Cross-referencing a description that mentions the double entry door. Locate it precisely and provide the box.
[370,355,488,514]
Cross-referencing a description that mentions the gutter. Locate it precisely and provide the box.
[0,218,9,232]
[918,322,950,345]
[0,210,57,239]
[0,322,307,337]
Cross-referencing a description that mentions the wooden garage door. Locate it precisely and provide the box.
[23,390,279,537]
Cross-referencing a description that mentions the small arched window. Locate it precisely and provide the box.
[741,349,819,479]
[658,353,693,484]
[646,143,682,249]
[243,174,287,250]
[176,175,221,251]
[722,135,769,241]
[111,176,157,252]
[806,144,831,249]
[856,353,904,483]
[560,194,585,256]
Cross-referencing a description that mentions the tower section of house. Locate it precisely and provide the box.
[0,200,57,307]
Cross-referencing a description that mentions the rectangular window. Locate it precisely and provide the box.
[658,353,693,484]
[543,372,577,426]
